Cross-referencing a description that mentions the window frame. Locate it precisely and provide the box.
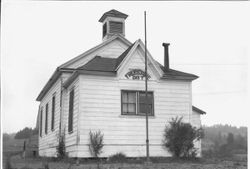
[121,91,137,115]
[45,103,48,135]
[51,94,55,131]
[39,107,43,137]
[68,88,74,133]
[121,90,154,116]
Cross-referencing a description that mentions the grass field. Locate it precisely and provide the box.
[3,154,247,169]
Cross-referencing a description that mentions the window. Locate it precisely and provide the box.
[39,108,43,137]
[68,89,74,133]
[103,22,107,38]
[121,90,154,116]
[51,95,55,131]
[45,103,48,134]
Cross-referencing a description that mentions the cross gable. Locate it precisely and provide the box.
[117,40,163,81]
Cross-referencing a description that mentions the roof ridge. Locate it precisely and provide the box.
[99,9,128,22]
[115,42,136,69]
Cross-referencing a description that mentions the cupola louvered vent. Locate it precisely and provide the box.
[99,9,128,41]
[109,21,123,34]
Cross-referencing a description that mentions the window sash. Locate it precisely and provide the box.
[138,92,154,115]
[45,104,48,134]
[51,96,55,131]
[40,108,43,137]
[68,89,74,133]
[121,91,136,114]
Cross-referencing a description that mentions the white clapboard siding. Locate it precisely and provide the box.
[76,73,191,157]
[73,45,193,157]
[39,73,72,157]
[191,111,201,128]
[61,77,80,157]
[38,78,61,157]
[191,111,202,157]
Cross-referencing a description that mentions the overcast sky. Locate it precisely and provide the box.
[1,1,250,133]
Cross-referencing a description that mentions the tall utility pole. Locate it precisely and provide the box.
[144,11,150,162]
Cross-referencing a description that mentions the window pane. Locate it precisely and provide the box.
[122,92,128,103]
[139,104,153,115]
[128,103,136,113]
[139,93,146,103]
[40,108,43,137]
[122,103,127,113]
[45,104,48,134]
[68,89,74,133]
[128,92,136,103]
[139,103,146,114]
[51,96,55,131]
[139,92,153,103]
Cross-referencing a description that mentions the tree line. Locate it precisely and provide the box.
[202,124,247,157]
[3,127,38,141]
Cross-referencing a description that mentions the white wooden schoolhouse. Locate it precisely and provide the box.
[36,9,206,158]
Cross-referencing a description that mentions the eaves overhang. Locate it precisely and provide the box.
[63,70,116,89]
[160,75,199,81]
[192,106,206,115]
[36,68,75,101]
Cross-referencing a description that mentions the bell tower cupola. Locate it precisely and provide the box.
[99,9,128,41]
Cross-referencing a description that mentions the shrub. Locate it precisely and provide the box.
[5,155,12,169]
[163,117,203,158]
[56,132,66,159]
[43,162,49,169]
[202,149,214,158]
[218,144,233,157]
[108,152,127,163]
[88,130,104,158]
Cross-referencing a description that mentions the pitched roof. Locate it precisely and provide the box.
[75,41,198,81]
[37,35,132,101]
[59,34,132,69]
[77,42,135,72]
[36,68,75,101]
[99,9,128,22]
[78,56,117,72]
[157,62,198,81]
[192,106,206,114]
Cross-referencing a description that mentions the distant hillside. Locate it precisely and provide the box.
[3,138,26,153]
[202,124,247,157]
[203,124,247,142]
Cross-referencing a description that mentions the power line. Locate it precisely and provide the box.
[193,90,246,95]
[172,63,247,66]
